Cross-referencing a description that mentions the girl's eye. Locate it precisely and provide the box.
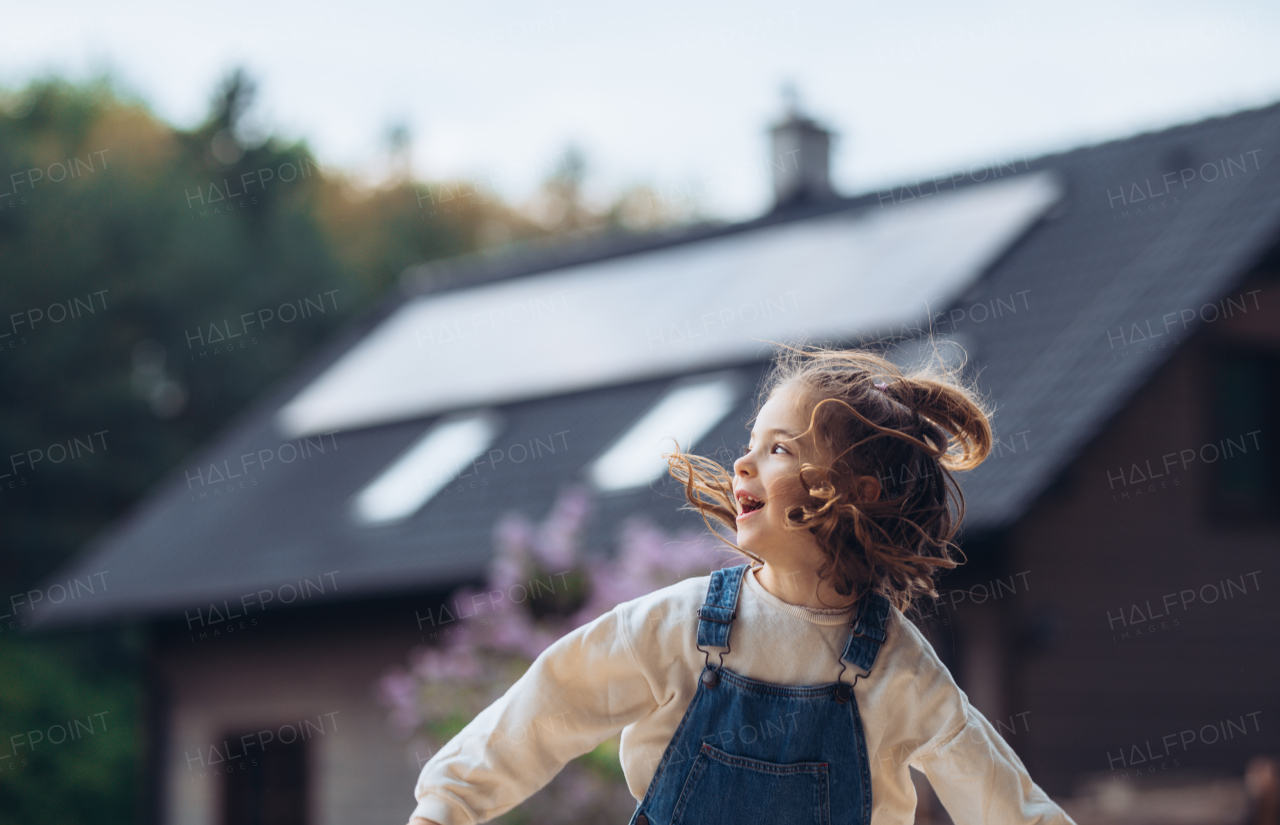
[742,443,789,456]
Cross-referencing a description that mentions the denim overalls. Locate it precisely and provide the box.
[628,564,891,825]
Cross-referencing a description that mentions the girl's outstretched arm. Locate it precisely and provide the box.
[911,701,1078,824]
[408,603,659,825]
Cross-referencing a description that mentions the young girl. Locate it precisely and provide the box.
[407,343,1077,824]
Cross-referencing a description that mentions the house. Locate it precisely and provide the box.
[30,98,1280,825]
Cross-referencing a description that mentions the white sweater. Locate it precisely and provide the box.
[411,564,1076,824]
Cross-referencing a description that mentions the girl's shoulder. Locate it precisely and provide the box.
[610,573,715,647]
[878,606,957,677]
[617,573,714,615]
[870,607,969,723]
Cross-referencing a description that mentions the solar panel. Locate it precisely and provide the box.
[277,172,1061,438]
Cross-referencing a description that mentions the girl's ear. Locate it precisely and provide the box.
[854,474,882,503]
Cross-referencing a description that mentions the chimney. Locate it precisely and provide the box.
[768,85,836,211]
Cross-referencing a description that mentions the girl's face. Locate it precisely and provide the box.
[731,385,827,555]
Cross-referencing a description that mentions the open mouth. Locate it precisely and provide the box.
[737,493,765,519]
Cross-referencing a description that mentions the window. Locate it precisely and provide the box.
[221,731,307,825]
[1208,346,1280,521]
[586,374,740,492]
[351,412,502,524]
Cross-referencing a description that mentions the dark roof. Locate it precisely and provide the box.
[31,100,1280,630]
[953,103,1280,524]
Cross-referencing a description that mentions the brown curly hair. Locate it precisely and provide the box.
[665,339,994,613]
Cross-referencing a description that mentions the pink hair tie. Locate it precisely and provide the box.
[874,382,889,392]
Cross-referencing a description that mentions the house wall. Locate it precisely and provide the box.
[1006,268,1280,797]
[154,593,448,825]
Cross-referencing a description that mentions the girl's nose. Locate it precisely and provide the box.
[734,452,752,477]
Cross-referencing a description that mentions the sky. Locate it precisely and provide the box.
[5,0,1279,221]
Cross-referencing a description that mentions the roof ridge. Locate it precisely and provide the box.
[400,97,1280,298]
[998,96,1280,167]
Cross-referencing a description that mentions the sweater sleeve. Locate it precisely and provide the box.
[910,698,1078,825]
[409,603,659,825]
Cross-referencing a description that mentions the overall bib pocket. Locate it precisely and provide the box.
[670,742,831,825]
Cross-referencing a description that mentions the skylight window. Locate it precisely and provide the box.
[351,412,501,525]
[587,375,740,492]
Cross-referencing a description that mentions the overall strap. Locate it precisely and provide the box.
[696,564,749,649]
[839,591,892,673]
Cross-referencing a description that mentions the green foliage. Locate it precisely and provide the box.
[0,635,140,825]
[0,71,532,824]
[0,73,514,591]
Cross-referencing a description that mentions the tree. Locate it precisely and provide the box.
[0,70,535,824]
